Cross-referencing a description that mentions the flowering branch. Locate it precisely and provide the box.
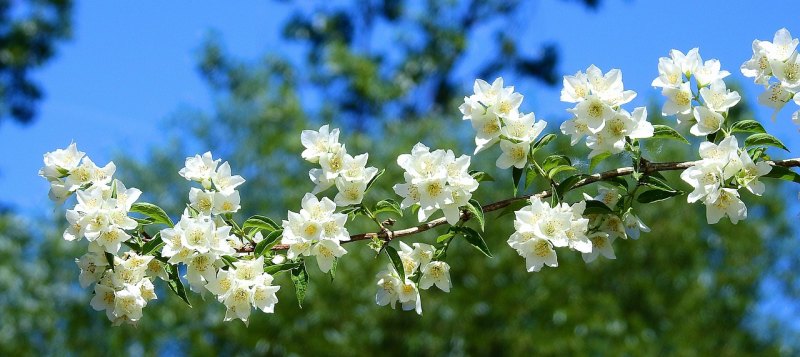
[256,157,798,250]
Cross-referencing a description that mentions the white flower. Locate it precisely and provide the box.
[652,56,684,88]
[223,284,254,324]
[694,59,730,87]
[669,48,701,75]
[585,65,636,106]
[741,39,774,86]
[763,28,799,62]
[561,70,591,102]
[758,83,794,119]
[333,178,368,206]
[39,142,85,180]
[179,152,219,189]
[301,125,341,163]
[76,251,108,288]
[737,152,772,196]
[311,239,347,273]
[501,111,547,142]
[699,136,742,179]
[189,187,215,214]
[419,261,451,292]
[252,275,280,313]
[567,95,615,133]
[496,140,530,169]
[113,283,146,324]
[397,278,422,315]
[661,81,693,116]
[468,111,503,154]
[375,266,402,309]
[514,236,558,272]
[65,158,116,191]
[622,211,650,240]
[212,162,246,192]
[681,162,724,203]
[704,188,747,224]
[690,106,724,136]
[318,144,348,180]
[771,51,800,90]
[699,80,741,113]
[212,190,241,214]
[411,243,435,268]
[582,232,616,263]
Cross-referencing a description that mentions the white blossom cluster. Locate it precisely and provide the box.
[741,28,800,126]
[166,152,281,322]
[393,143,480,224]
[180,152,245,215]
[680,136,771,224]
[653,48,741,136]
[281,193,350,273]
[300,125,379,206]
[561,65,654,158]
[374,242,451,315]
[508,188,651,272]
[88,251,161,325]
[459,77,548,169]
[205,256,280,325]
[39,142,116,203]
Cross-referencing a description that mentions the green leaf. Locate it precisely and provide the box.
[469,170,495,182]
[548,165,578,178]
[512,166,524,196]
[557,174,589,198]
[290,262,309,308]
[436,231,456,243]
[744,133,789,152]
[374,199,403,217]
[254,229,284,257]
[602,176,629,191]
[730,119,766,134]
[329,257,338,282]
[589,152,612,171]
[130,202,174,227]
[242,215,279,234]
[542,155,571,173]
[763,165,800,183]
[365,168,386,192]
[524,165,537,189]
[636,189,683,203]
[466,199,485,231]
[651,124,690,144]
[263,261,301,275]
[167,264,191,307]
[639,175,676,192]
[141,233,164,255]
[458,227,493,257]
[533,133,556,150]
[384,245,406,281]
[104,252,116,271]
[583,200,614,215]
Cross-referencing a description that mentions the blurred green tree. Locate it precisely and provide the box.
[5,0,799,356]
[0,0,72,125]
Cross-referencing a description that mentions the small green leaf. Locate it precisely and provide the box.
[384,245,405,281]
[512,166,524,196]
[436,231,456,243]
[651,125,690,144]
[557,174,590,198]
[290,262,309,308]
[130,202,174,227]
[542,155,571,173]
[374,199,403,217]
[458,227,493,257]
[763,166,800,183]
[583,200,614,215]
[533,133,556,150]
[105,252,116,271]
[329,257,338,282]
[141,233,164,255]
[365,168,386,192]
[589,153,612,171]
[524,165,537,189]
[602,176,629,191]
[548,165,578,178]
[242,215,280,234]
[167,264,191,307]
[469,170,495,182]
[730,120,766,134]
[744,133,789,152]
[254,229,284,257]
[636,189,683,203]
[263,261,301,275]
[466,199,485,231]
[639,175,676,192]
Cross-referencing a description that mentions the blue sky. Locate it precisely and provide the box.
[2,0,799,216]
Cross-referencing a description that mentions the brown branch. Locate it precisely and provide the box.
[249,157,800,253]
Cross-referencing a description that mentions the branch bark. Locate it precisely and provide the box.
[257,157,800,252]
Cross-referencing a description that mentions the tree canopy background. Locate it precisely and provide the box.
[2,0,800,355]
